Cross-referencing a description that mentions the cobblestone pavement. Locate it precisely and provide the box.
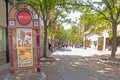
[1,47,120,80]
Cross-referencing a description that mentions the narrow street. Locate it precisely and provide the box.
[41,47,120,80]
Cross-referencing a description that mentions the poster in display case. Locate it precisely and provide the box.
[17,29,33,67]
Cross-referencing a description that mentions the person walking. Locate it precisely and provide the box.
[48,42,51,51]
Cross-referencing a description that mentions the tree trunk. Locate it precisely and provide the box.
[84,34,86,49]
[110,22,117,59]
[43,25,48,58]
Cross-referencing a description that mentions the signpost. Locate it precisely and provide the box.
[8,3,41,75]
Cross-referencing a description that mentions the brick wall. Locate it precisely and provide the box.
[0,0,6,27]
[0,0,6,65]
[0,51,6,65]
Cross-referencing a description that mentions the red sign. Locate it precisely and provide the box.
[26,32,31,36]
[17,10,32,25]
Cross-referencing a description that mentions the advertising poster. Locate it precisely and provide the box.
[17,29,33,67]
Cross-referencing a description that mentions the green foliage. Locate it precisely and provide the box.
[67,26,83,43]
[58,26,68,42]
[77,0,120,58]
[25,0,70,57]
[79,9,113,35]
[58,25,83,44]
[23,0,120,58]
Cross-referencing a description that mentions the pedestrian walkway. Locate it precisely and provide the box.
[0,63,9,72]
[1,47,120,80]
[42,47,120,80]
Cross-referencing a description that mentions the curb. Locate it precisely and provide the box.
[4,73,46,80]
[99,58,120,65]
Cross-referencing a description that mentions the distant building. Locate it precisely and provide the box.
[87,25,120,51]
[86,33,98,49]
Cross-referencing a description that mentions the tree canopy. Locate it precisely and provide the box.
[25,0,71,57]
[75,0,120,59]
[9,0,120,59]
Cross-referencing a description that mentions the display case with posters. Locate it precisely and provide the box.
[17,29,33,67]
[8,3,41,75]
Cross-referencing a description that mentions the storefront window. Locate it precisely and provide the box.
[0,27,6,50]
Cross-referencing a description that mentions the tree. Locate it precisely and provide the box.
[26,0,69,57]
[47,21,58,51]
[80,12,112,35]
[67,25,83,46]
[75,0,120,59]
[58,26,68,43]
[79,13,94,49]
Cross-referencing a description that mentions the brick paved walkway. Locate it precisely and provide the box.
[1,47,120,80]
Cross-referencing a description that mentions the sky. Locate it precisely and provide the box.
[63,11,81,30]
[63,0,101,30]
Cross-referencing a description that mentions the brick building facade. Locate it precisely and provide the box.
[0,0,7,65]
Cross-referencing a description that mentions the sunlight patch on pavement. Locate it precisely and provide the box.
[97,70,109,74]
[96,62,101,64]
[77,59,84,61]
[53,47,111,57]
[84,58,89,61]
[104,68,113,71]
[56,58,60,61]
[71,64,78,67]
[74,62,81,65]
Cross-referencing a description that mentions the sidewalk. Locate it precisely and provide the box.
[0,63,9,72]
[0,47,58,80]
[0,64,9,80]
[41,47,120,80]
